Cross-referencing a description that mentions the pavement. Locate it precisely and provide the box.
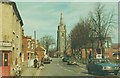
[21,66,37,76]
[20,63,38,76]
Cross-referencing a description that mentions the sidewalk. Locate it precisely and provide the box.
[21,66,37,76]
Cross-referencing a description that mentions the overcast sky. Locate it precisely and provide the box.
[15,1,118,43]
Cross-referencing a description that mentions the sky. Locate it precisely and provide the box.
[14,1,118,43]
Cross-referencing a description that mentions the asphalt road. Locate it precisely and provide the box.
[21,58,120,78]
[34,58,119,77]
[35,58,92,76]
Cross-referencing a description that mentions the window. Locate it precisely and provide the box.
[31,44,33,49]
[13,31,15,35]
[16,48,18,50]
[19,53,22,57]
[16,35,19,38]
[28,41,30,48]
[13,47,15,51]
[28,53,29,59]
[4,53,8,66]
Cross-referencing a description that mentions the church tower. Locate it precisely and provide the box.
[57,13,66,57]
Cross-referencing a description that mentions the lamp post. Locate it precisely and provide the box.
[34,31,37,58]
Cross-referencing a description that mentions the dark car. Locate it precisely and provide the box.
[86,59,119,75]
[43,57,51,64]
[62,56,70,62]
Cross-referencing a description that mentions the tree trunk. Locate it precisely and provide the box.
[85,47,88,64]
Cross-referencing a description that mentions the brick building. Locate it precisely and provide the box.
[112,43,120,62]
[22,29,46,67]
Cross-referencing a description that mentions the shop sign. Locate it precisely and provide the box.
[0,42,12,47]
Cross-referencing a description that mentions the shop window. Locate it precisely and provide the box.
[4,53,8,66]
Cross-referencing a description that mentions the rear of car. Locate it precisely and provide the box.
[100,63,119,75]
[43,57,51,64]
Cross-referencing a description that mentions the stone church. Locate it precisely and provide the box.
[57,13,67,57]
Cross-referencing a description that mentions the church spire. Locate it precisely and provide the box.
[60,12,64,25]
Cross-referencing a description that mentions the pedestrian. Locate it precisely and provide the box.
[39,58,44,70]
[41,58,44,64]
[34,59,38,68]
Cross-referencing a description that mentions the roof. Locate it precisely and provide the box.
[112,43,120,49]
[1,0,23,26]
[36,46,45,51]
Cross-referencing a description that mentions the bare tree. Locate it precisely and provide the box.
[40,35,55,54]
[89,3,115,58]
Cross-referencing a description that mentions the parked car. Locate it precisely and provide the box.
[43,57,51,64]
[67,60,77,65]
[86,59,119,75]
[62,56,70,62]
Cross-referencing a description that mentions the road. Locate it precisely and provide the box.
[21,58,120,78]
[35,58,92,76]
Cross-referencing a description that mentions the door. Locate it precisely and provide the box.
[2,52,10,76]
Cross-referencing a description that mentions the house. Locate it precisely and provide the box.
[0,1,23,76]
[112,43,120,62]
[36,40,46,61]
